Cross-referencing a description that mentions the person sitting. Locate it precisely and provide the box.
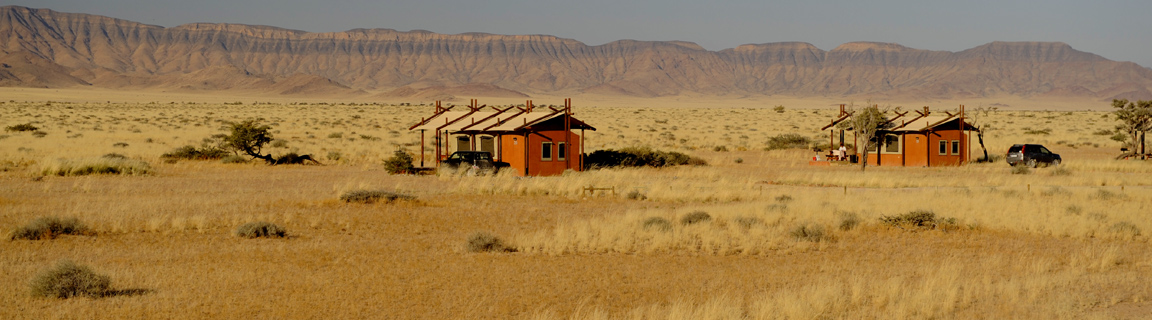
[834,144,847,161]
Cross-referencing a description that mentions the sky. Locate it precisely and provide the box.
[6,0,1152,68]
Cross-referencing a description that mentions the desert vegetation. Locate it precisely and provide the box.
[1,99,1150,319]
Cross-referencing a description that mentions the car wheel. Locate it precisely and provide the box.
[1051,159,1061,166]
[1026,159,1037,168]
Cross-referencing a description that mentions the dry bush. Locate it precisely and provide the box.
[10,217,90,240]
[626,190,647,200]
[234,222,287,238]
[642,217,672,232]
[1011,165,1031,175]
[584,147,706,169]
[161,145,229,161]
[467,232,512,252]
[837,211,861,231]
[339,190,415,204]
[39,157,151,176]
[765,133,812,151]
[30,260,110,299]
[790,223,827,242]
[680,211,712,225]
[880,210,957,231]
[5,123,38,132]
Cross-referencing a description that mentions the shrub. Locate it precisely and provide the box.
[327,151,342,161]
[774,194,794,203]
[790,224,827,242]
[733,217,763,229]
[102,153,127,160]
[30,260,110,298]
[1092,189,1124,200]
[626,190,647,200]
[880,210,957,231]
[765,133,813,151]
[773,105,785,113]
[161,145,229,161]
[383,150,415,174]
[642,217,672,232]
[5,123,38,132]
[713,145,729,152]
[838,211,861,231]
[1024,128,1052,135]
[221,155,248,164]
[680,211,712,225]
[272,153,319,165]
[1011,165,1031,175]
[10,217,90,240]
[327,132,343,139]
[40,158,151,176]
[734,158,743,164]
[31,131,47,138]
[1108,221,1141,237]
[467,232,512,252]
[234,222,287,238]
[112,142,129,148]
[339,190,416,204]
[584,147,707,169]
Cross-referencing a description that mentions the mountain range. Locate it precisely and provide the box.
[2,6,1151,101]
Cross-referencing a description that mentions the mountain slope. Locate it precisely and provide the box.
[2,6,1150,100]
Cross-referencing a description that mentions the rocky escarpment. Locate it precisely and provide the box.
[1,6,1151,100]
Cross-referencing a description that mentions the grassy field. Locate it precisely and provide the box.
[2,97,1150,319]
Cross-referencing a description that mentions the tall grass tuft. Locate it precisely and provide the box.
[880,210,957,231]
[10,217,90,240]
[40,157,151,176]
[790,224,827,242]
[837,211,861,231]
[680,211,712,225]
[642,217,673,232]
[339,190,416,204]
[234,222,287,238]
[30,260,111,298]
[467,232,513,252]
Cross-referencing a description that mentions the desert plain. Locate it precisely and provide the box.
[1,87,1151,319]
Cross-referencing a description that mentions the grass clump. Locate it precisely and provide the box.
[40,157,151,176]
[585,147,707,169]
[880,210,957,231]
[161,145,229,161]
[790,224,827,242]
[1108,221,1141,237]
[1050,166,1071,176]
[10,217,90,240]
[733,217,763,229]
[765,133,813,151]
[30,260,110,298]
[234,222,287,238]
[467,232,513,252]
[5,123,39,132]
[221,154,248,164]
[838,211,861,231]
[1011,165,1031,175]
[383,150,415,174]
[339,190,416,204]
[642,217,673,232]
[680,211,712,225]
[626,190,648,200]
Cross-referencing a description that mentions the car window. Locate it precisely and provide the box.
[1039,147,1051,154]
[477,153,491,161]
[450,153,465,160]
[1008,146,1022,153]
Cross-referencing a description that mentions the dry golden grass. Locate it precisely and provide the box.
[2,95,1151,319]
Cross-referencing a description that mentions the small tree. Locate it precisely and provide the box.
[383,150,415,174]
[968,105,998,162]
[839,102,892,171]
[223,120,275,163]
[1112,99,1152,157]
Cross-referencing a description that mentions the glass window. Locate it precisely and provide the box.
[557,142,567,161]
[480,136,495,153]
[456,136,470,151]
[939,140,947,155]
[884,134,900,153]
[541,142,553,161]
[951,140,960,155]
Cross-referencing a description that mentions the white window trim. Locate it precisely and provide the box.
[557,142,567,161]
[938,140,947,155]
[541,142,553,161]
[951,140,960,155]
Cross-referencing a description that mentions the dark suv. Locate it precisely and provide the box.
[1006,144,1061,167]
[441,151,507,173]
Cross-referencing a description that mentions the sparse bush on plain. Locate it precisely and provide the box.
[1011,165,1031,175]
[584,147,707,169]
[10,217,90,240]
[40,157,151,176]
[272,152,320,165]
[383,150,415,174]
[626,190,647,200]
[221,154,248,164]
[1091,189,1124,200]
[765,133,813,151]
[30,260,110,299]
[880,210,957,231]
[234,222,287,238]
[31,131,47,138]
[775,195,793,203]
[733,217,763,229]
[5,123,38,132]
[339,189,416,204]
[838,211,861,231]
[790,224,827,242]
[1108,221,1141,237]
[712,145,729,152]
[161,145,229,161]
[467,232,512,252]
[642,217,672,232]
[680,211,711,225]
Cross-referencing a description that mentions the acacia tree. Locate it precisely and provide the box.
[967,105,998,162]
[1112,99,1152,157]
[839,102,893,171]
[223,120,275,163]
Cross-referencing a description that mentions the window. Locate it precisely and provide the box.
[557,142,566,161]
[938,140,947,155]
[883,134,900,153]
[541,142,553,161]
[456,136,470,151]
[951,140,960,155]
[480,136,495,154]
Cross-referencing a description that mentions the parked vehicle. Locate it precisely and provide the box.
[441,151,508,173]
[1006,144,1061,167]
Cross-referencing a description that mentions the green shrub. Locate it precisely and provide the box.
[234,222,287,238]
[161,145,229,161]
[10,217,90,240]
[790,224,827,242]
[467,232,512,252]
[383,150,415,174]
[40,158,151,176]
[30,260,110,298]
[339,190,415,204]
[5,123,38,132]
[584,147,707,169]
[880,210,957,231]
[713,145,729,152]
[765,133,813,151]
[642,217,672,232]
[680,211,712,225]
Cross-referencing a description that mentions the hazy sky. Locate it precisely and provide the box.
[7,0,1152,67]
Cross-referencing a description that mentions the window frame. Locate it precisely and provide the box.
[938,140,948,155]
[882,134,901,154]
[557,142,567,161]
[951,140,960,155]
[541,141,553,161]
